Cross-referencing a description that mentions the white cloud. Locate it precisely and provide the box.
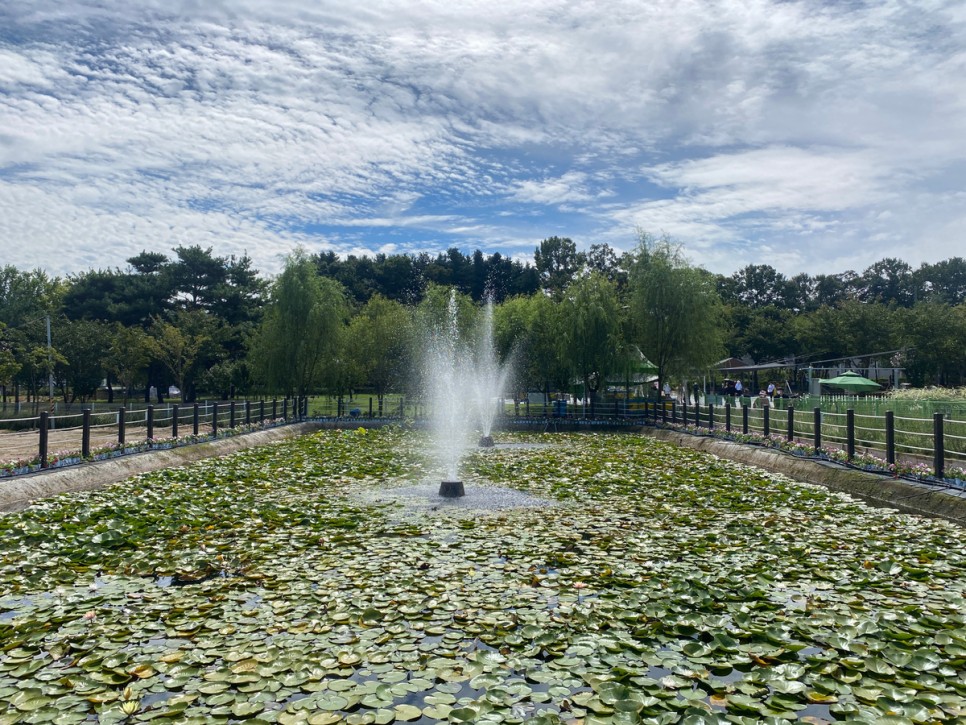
[0,0,964,277]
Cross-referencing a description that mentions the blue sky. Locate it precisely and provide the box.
[1,0,965,278]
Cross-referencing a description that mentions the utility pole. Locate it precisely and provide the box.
[46,315,54,416]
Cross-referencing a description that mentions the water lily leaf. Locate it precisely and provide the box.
[392,704,422,721]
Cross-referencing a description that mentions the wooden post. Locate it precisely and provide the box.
[786,406,794,442]
[813,407,822,450]
[146,405,154,441]
[118,407,126,445]
[885,411,895,466]
[245,400,251,425]
[725,403,731,432]
[283,398,288,420]
[742,405,749,434]
[172,404,179,438]
[260,400,265,423]
[763,405,770,437]
[193,403,199,435]
[272,399,277,420]
[708,403,714,430]
[211,403,217,435]
[82,408,91,458]
[230,401,236,429]
[846,409,855,460]
[39,411,49,468]
[934,413,945,480]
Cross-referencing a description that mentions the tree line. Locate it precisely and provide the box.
[1,237,965,413]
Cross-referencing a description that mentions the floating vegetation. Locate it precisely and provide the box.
[0,428,964,723]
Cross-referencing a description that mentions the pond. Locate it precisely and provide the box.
[0,428,964,723]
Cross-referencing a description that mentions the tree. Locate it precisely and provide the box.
[534,237,582,296]
[145,311,213,401]
[347,296,414,414]
[53,318,110,406]
[627,234,725,396]
[563,273,621,414]
[250,250,348,397]
[728,264,792,309]
[859,258,915,306]
[896,302,965,386]
[105,324,151,403]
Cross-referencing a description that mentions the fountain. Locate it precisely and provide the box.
[472,299,512,448]
[423,292,512,497]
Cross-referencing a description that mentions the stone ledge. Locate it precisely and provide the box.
[643,427,966,526]
[0,422,324,512]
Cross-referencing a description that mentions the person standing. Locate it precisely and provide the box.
[734,380,743,398]
[767,382,776,400]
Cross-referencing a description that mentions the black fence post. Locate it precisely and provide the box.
[694,402,700,428]
[172,404,179,438]
[885,411,895,466]
[118,407,126,445]
[742,405,749,434]
[282,398,288,420]
[787,406,794,442]
[671,402,677,424]
[708,404,714,430]
[193,403,200,435]
[272,399,277,420]
[245,400,251,426]
[259,400,265,423]
[725,403,731,432]
[82,408,91,458]
[39,411,49,468]
[846,409,855,461]
[147,405,154,441]
[369,397,373,417]
[303,396,308,418]
[211,403,217,435]
[934,413,945,480]
[661,400,667,424]
[682,399,687,425]
[763,405,770,437]
[230,401,236,429]
[813,408,822,450]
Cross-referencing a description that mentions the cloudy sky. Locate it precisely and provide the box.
[1,0,964,279]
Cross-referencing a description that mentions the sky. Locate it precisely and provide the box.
[1,0,965,280]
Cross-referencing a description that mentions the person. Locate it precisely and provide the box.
[734,380,743,398]
[663,382,671,398]
[767,382,776,399]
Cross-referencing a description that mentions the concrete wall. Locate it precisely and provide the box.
[644,428,966,526]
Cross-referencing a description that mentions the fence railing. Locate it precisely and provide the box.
[646,399,965,480]
[6,394,964,484]
[0,397,310,475]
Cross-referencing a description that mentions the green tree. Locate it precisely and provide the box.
[562,273,621,414]
[145,310,215,401]
[628,234,725,396]
[347,295,414,415]
[534,237,583,297]
[250,250,349,397]
[105,324,151,402]
[53,318,110,406]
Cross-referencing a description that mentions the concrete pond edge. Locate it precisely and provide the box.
[0,422,324,512]
[4,421,964,526]
[644,427,966,526]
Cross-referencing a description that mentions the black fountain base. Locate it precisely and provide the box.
[478,435,495,448]
[439,480,465,498]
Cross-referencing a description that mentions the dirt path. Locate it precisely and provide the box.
[0,425,154,462]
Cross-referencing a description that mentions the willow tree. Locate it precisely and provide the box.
[250,250,348,397]
[628,234,725,397]
[563,272,621,414]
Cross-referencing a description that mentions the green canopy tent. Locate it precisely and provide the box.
[820,370,882,393]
